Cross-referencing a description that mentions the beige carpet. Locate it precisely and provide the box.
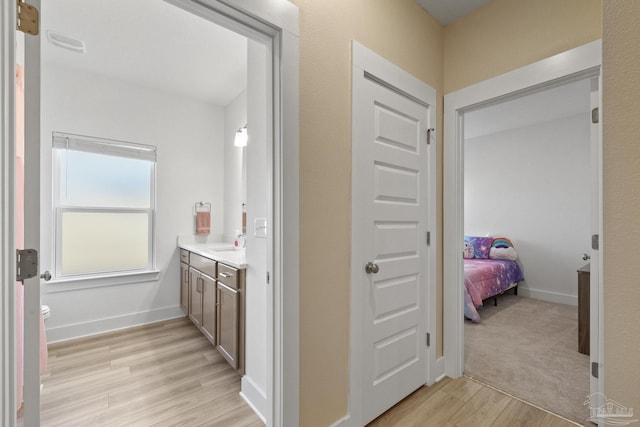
[464,294,590,425]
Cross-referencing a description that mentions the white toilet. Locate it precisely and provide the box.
[41,304,50,321]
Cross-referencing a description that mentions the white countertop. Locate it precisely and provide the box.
[178,241,247,269]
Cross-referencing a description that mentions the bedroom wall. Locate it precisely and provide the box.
[288,0,443,425]
[40,63,225,342]
[464,113,591,305]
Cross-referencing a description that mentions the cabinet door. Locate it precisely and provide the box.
[189,268,202,328]
[201,273,216,344]
[180,262,189,315]
[216,282,239,369]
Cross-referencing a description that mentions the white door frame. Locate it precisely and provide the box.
[443,40,603,395]
[1,3,18,426]
[0,1,300,426]
[347,40,437,427]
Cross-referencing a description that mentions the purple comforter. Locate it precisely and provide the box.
[464,259,524,323]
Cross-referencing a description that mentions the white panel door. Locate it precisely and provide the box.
[355,75,432,424]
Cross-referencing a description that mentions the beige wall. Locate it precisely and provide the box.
[289,0,443,425]
[291,0,611,425]
[602,0,640,414]
[443,0,640,414]
[444,0,602,93]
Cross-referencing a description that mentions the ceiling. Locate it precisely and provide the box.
[464,79,592,139]
[416,0,492,26]
[41,0,248,106]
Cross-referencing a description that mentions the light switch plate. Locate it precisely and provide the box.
[254,218,267,238]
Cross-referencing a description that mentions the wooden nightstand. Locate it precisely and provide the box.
[577,263,590,355]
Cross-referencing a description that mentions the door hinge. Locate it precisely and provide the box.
[591,107,599,124]
[592,234,599,251]
[592,361,599,378]
[17,0,39,35]
[426,231,431,246]
[426,128,434,145]
[266,272,270,284]
[426,333,431,347]
[16,249,38,281]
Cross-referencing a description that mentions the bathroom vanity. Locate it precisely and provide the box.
[178,243,247,374]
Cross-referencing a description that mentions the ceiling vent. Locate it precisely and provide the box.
[46,31,86,54]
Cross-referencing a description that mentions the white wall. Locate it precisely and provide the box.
[240,40,269,419]
[223,90,247,243]
[464,113,591,305]
[40,63,225,341]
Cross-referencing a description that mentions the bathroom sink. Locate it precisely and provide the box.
[206,244,235,252]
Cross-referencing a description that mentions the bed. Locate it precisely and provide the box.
[463,236,524,323]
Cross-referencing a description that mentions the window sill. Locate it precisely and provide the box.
[46,270,161,293]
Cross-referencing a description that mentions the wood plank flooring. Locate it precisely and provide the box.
[20,317,262,427]
[18,317,581,426]
[367,376,581,427]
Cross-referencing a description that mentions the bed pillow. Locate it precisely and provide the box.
[464,236,493,259]
[463,241,475,259]
[489,237,519,261]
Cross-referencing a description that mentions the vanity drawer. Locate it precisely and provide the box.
[180,249,190,264]
[217,263,238,289]
[190,253,217,278]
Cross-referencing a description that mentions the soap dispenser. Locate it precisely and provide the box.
[234,230,246,250]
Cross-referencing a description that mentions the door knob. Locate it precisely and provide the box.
[40,271,52,281]
[365,262,379,274]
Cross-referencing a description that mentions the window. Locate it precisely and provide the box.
[52,132,156,279]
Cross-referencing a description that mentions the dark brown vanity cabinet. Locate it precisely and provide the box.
[216,263,245,373]
[180,249,245,374]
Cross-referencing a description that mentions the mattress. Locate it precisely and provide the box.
[464,259,524,323]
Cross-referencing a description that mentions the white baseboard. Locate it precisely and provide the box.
[517,287,577,306]
[45,306,185,343]
[435,356,446,382]
[331,356,446,427]
[330,414,351,427]
[240,375,267,424]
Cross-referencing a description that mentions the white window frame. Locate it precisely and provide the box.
[50,132,158,288]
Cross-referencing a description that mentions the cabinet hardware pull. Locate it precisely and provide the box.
[217,282,238,293]
[219,272,232,278]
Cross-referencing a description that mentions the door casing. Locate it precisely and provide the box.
[1,3,18,426]
[348,40,438,427]
[443,40,603,399]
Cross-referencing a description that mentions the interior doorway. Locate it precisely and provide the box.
[444,39,603,426]
[461,78,595,423]
[3,1,299,426]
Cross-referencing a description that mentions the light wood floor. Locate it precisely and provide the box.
[19,317,580,427]
[368,376,580,427]
[21,316,262,427]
